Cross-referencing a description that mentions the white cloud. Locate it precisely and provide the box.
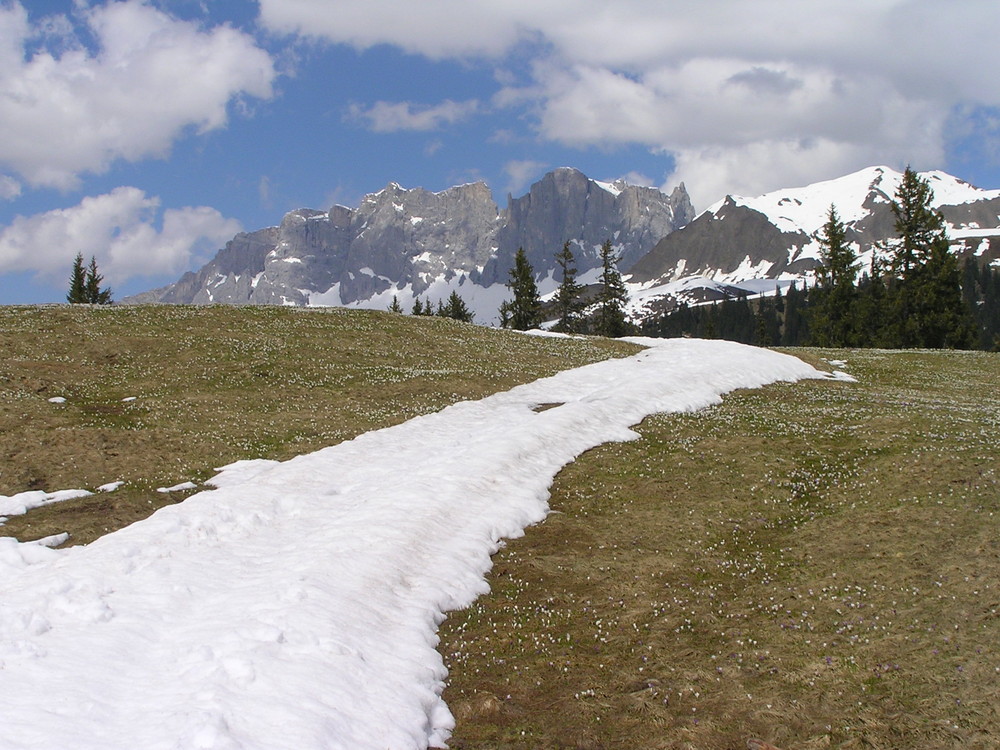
[258,0,555,59]
[0,187,241,284]
[503,159,548,195]
[348,99,480,132]
[0,1,275,189]
[260,0,1000,206]
[0,176,21,201]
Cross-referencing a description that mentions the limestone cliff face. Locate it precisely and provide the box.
[480,167,693,286]
[127,169,693,311]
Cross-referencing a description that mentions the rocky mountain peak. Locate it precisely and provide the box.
[129,169,693,319]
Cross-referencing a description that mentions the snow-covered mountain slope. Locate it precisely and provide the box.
[127,168,694,324]
[626,166,1000,318]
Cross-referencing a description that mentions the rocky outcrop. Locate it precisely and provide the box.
[127,169,694,315]
[480,168,693,285]
[629,166,1000,289]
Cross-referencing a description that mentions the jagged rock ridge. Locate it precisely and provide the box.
[128,168,695,319]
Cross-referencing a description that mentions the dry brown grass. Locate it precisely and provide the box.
[0,304,638,545]
[440,348,1000,749]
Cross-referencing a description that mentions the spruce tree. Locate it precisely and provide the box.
[887,167,973,348]
[811,205,857,346]
[67,252,87,303]
[388,295,403,313]
[411,297,424,315]
[854,256,889,347]
[552,241,585,333]
[441,290,474,322]
[592,239,631,337]
[501,248,542,330]
[84,256,113,304]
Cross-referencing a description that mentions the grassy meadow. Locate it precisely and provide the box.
[0,304,637,544]
[3,305,999,748]
[440,347,1000,749]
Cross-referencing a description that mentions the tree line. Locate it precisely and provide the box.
[498,240,632,336]
[389,239,634,337]
[643,167,1000,351]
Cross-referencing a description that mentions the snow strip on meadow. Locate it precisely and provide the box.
[0,338,835,750]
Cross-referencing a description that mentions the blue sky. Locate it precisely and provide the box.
[2,0,1000,304]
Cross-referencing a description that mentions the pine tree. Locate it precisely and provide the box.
[854,256,889,347]
[67,252,87,303]
[915,235,974,348]
[781,282,807,345]
[388,295,403,313]
[440,290,474,322]
[811,205,857,346]
[887,167,973,348]
[592,239,631,337]
[84,256,113,304]
[552,241,585,333]
[411,297,424,315]
[501,248,542,330]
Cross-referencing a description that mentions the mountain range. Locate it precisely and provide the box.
[128,166,1000,324]
[126,168,694,324]
[626,166,1000,318]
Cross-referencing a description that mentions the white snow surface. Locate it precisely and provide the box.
[710,165,1000,236]
[0,488,92,521]
[0,339,834,750]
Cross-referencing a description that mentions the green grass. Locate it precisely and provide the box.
[0,305,638,545]
[439,348,1000,749]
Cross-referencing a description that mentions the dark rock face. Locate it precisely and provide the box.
[629,168,1000,289]
[628,199,808,283]
[126,169,693,309]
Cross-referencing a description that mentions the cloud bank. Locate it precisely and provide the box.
[0,1,275,190]
[259,0,1000,207]
[0,188,241,284]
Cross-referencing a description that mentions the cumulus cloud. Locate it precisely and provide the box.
[0,1,275,190]
[0,176,21,201]
[0,188,241,283]
[348,99,480,132]
[259,0,1000,207]
[503,159,548,195]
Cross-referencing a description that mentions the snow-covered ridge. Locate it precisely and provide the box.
[0,339,835,750]
[711,165,1000,236]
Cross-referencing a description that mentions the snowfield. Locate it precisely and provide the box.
[0,338,838,750]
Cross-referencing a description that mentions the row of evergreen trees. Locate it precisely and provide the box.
[388,239,635,337]
[389,291,474,322]
[499,240,632,336]
[644,168,1000,351]
[67,252,113,304]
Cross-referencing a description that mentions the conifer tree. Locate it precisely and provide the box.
[501,248,542,330]
[388,295,403,313]
[854,255,889,347]
[68,253,112,304]
[67,252,87,304]
[85,256,113,304]
[811,205,857,346]
[887,167,973,348]
[552,241,585,333]
[440,290,474,322]
[411,297,424,315]
[592,239,631,337]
